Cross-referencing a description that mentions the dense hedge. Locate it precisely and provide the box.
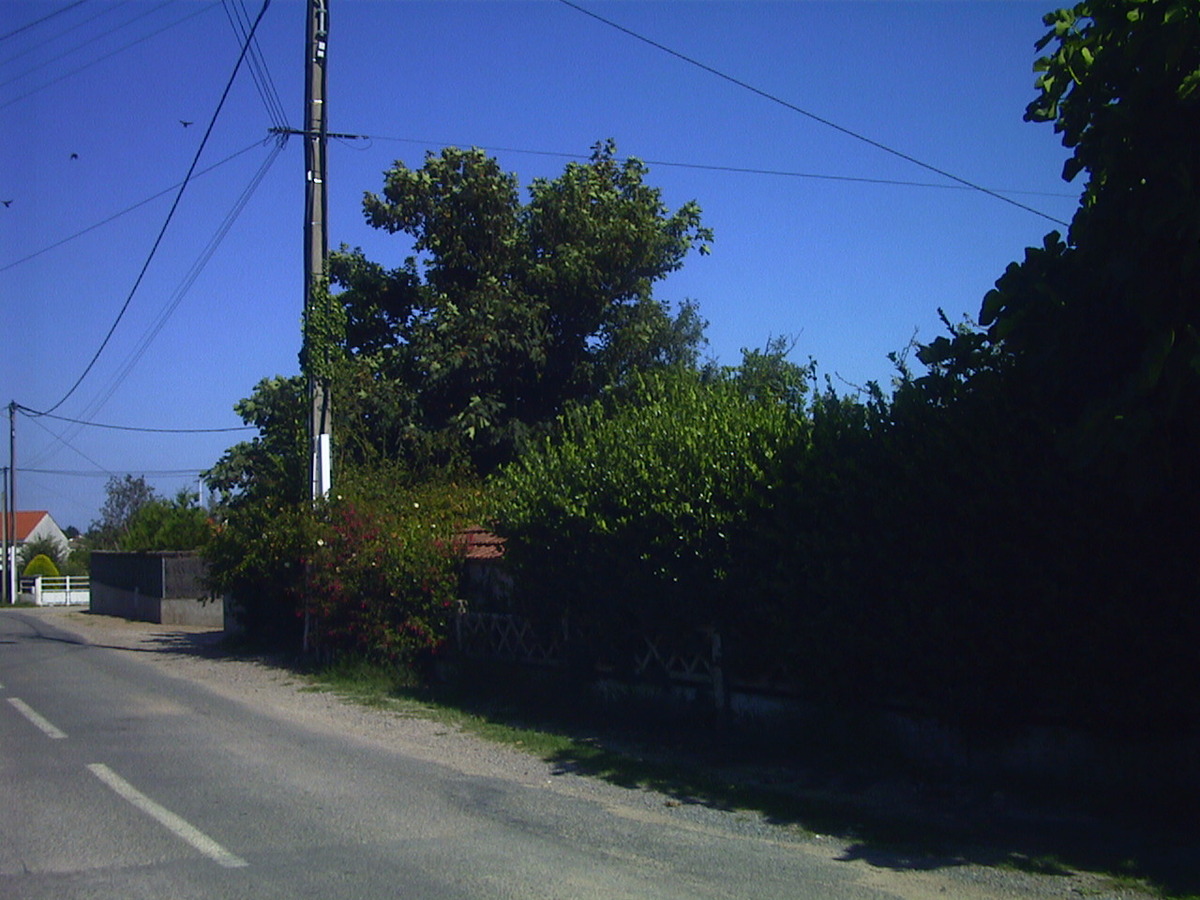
[490,365,1200,738]
[492,366,808,678]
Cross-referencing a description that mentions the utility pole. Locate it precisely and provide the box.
[305,0,332,501]
[7,403,16,604]
[1,466,8,605]
[300,0,330,655]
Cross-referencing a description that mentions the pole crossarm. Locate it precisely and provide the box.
[269,126,367,141]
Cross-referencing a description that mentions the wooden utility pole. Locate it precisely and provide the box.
[7,404,15,604]
[305,0,331,501]
[1,466,8,606]
[300,0,331,655]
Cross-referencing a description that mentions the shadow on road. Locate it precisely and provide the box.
[12,607,1197,898]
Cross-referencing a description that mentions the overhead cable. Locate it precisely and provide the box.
[20,468,208,477]
[0,138,272,273]
[0,0,124,69]
[222,0,288,130]
[21,410,116,475]
[76,138,286,423]
[365,134,1077,200]
[0,2,216,110]
[0,0,171,91]
[16,406,254,434]
[556,0,1069,227]
[0,0,91,44]
[26,0,273,418]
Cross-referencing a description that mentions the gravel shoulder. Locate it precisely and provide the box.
[12,605,1173,900]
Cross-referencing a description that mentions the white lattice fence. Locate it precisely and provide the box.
[456,612,564,666]
[633,632,718,684]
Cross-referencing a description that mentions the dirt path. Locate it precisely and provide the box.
[11,606,1169,900]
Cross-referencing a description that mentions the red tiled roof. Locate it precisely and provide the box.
[12,511,52,542]
[456,526,505,561]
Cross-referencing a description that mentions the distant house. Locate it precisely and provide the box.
[7,510,69,568]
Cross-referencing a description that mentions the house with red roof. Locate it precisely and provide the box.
[6,510,69,569]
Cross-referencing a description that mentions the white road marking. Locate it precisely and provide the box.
[7,697,67,739]
[86,763,248,869]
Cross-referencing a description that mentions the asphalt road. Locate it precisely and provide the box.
[0,609,912,900]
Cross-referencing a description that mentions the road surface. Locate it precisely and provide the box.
[0,608,1143,899]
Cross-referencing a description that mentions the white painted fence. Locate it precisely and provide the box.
[19,575,90,606]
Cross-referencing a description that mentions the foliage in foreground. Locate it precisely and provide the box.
[204,0,1200,750]
[305,465,486,667]
[486,0,1200,740]
[206,462,485,666]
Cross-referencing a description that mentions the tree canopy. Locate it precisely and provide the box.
[121,490,212,552]
[88,474,159,549]
[922,0,1200,493]
[328,140,712,469]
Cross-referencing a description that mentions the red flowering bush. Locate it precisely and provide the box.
[306,465,485,669]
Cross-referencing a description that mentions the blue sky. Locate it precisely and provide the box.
[0,0,1079,531]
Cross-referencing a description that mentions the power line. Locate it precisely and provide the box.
[8,138,281,469]
[76,138,287,423]
[16,407,253,434]
[222,0,288,130]
[0,0,124,69]
[363,134,1077,200]
[0,2,216,110]
[0,0,91,44]
[21,411,116,476]
[20,468,208,477]
[0,138,272,273]
[0,0,172,91]
[26,0,274,418]
[556,0,1070,228]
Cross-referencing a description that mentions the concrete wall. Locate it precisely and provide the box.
[90,551,222,627]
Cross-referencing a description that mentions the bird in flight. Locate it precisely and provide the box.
[70,152,78,160]
[180,120,194,127]
[1,200,11,207]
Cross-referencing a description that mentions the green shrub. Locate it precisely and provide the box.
[23,554,60,578]
[306,464,487,669]
[17,536,65,574]
[492,366,808,672]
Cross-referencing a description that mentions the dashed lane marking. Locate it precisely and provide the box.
[87,763,248,869]
[7,697,67,739]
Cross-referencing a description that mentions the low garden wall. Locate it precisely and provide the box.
[90,551,221,627]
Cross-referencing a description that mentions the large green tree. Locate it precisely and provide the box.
[330,140,712,469]
[852,0,1200,733]
[928,0,1200,490]
[88,474,159,549]
[121,490,211,552]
